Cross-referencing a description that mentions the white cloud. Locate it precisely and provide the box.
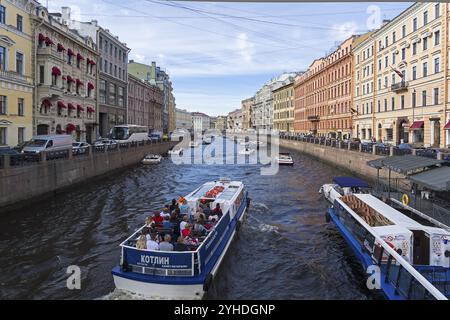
[329,21,360,41]
[236,33,254,63]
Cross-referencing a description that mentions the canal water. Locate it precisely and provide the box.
[0,138,375,299]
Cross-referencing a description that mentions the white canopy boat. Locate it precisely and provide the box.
[112,179,250,299]
[319,176,371,204]
[275,153,294,166]
[141,154,162,165]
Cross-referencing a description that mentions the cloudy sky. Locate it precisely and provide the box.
[47,0,412,116]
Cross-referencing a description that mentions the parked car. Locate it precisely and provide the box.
[149,132,162,141]
[72,142,90,155]
[94,139,117,149]
[0,147,19,155]
[22,135,72,154]
[13,141,30,152]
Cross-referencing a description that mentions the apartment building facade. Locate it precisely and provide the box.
[32,6,98,143]
[241,97,253,131]
[192,112,210,133]
[175,108,192,131]
[127,74,163,132]
[0,0,37,147]
[354,2,449,148]
[294,36,357,139]
[227,109,243,131]
[272,76,295,133]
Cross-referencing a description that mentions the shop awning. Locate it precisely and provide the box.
[68,103,76,110]
[444,121,450,130]
[57,101,66,109]
[409,166,450,192]
[77,53,85,61]
[87,106,95,113]
[57,43,66,52]
[77,105,84,111]
[76,79,84,86]
[66,123,76,133]
[410,121,424,130]
[367,155,444,175]
[42,99,52,107]
[51,67,61,76]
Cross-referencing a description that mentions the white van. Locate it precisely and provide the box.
[22,135,73,154]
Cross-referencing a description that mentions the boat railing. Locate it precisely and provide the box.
[334,199,448,300]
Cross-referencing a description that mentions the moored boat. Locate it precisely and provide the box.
[238,147,255,155]
[168,148,183,156]
[275,153,294,166]
[141,154,162,165]
[326,193,449,300]
[112,178,249,299]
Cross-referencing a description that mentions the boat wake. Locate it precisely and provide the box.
[99,289,185,300]
[247,215,279,234]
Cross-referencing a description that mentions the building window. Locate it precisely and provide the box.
[18,127,24,144]
[423,11,428,25]
[434,57,440,73]
[18,98,24,116]
[109,62,112,74]
[118,86,124,107]
[99,80,106,104]
[434,30,440,46]
[0,95,6,115]
[385,36,388,48]
[433,88,439,105]
[391,97,395,111]
[401,95,405,109]
[39,65,44,84]
[0,5,5,24]
[0,46,6,71]
[109,83,116,105]
[412,42,417,55]
[413,17,417,31]
[401,48,406,60]
[435,3,440,18]
[384,76,388,88]
[378,78,381,89]
[423,37,428,51]
[392,31,396,43]
[412,66,417,80]
[422,90,427,106]
[114,65,117,77]
[384,99,387,112]
[392,52,396,64]
[386,129,393,141]
[0,127,6,145]
[17,15,23,32]
[412,92,416,108]
[377,100,381,113]
[99,37,103,51]
[110,43,113,55]
[402,25,406,38]
[104,59,108,72]
[423,62,428,77]
[385,56,388,68]
[16,52,24,75]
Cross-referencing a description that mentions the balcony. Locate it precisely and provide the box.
[307,115,320,122]
[391,81,408,92]
[37,47,63,61]
[0,70,33,86]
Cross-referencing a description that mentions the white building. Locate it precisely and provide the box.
[251,73,298,131]
[192,112,210,132]
[175,108,192,131]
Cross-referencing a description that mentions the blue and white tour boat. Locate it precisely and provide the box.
[112,178,249,299]
[326,193,449,300]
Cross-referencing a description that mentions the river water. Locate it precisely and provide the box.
[0,138,376,300]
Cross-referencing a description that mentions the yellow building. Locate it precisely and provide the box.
[168,91,176,133]
[272,77,295,133]
[353,2,449,148]
[0,0,37,147]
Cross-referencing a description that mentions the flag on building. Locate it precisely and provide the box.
[390,65,404,78]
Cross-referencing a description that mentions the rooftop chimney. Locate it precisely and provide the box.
[61,6,71,21]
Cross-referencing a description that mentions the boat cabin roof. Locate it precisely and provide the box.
[353,194,450,236]
[185,180,243,204]
[333,177,369,188]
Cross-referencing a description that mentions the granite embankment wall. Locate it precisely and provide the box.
[0,141,176,211]
[278,138,404,182]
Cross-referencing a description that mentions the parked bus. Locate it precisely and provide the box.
[110,125,149,143]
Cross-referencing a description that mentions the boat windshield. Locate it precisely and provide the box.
[28,139,47,147]
[111,127,129,140]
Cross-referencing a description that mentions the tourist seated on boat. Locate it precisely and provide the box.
[145,216,155,228]
[204,217,216,230]
[178,197,189,214]
[203,204,212,217]
[212,203,223,218]
[182,223,192,238]
[169,199,178,212]
[173,236,188,251]
[162,215,172,229]
[136,234,147,250]
[193,219,208,236]
[146,232,160,251]
[173,208,182,220]
[159,234,174,251]
[153,210,164,224]
[160,206,171,218]
[180,215,189,233]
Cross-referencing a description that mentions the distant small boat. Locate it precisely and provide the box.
[239,148,255,155]
[189,141,200,148]
[275,153,294,166]
[319,176,370,204]
[168,148,183,156]
[141,154,162,165]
